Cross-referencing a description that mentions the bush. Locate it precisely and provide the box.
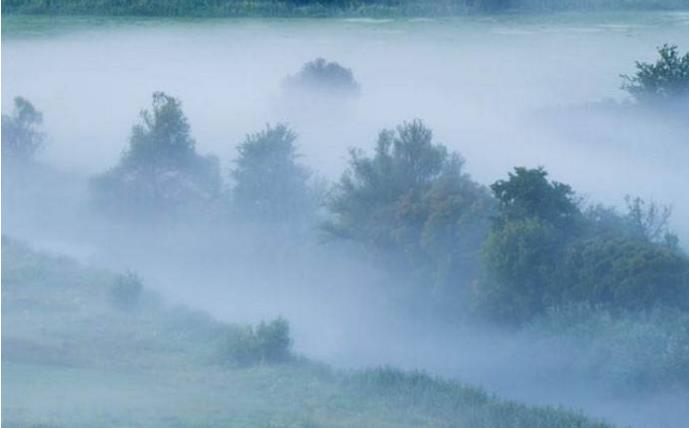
[109,272,143,310]
[621,44,689,108]
[284,58,360,96]
[220,317,292,365]
[1,96,45,165]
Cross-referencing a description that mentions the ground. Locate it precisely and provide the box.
[1,238,611,428]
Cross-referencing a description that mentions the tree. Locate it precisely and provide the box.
[476,167,689,324]
[476,168,584,323]
[621,44,689,106]
[475,217,562,324]
[90,92,221,219]
[562,237,689,311]
[231,124,314,224]
[1,97,45,164]
[490,167,582,232]
[474,167,583,323]
[325,119,492,298]
[284,58,360,95]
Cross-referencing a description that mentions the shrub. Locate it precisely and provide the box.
[220,317,292,365]
[284,58,360,96]
[254,317,292,362]
[1,96,45,164]
[109,272,143,310]
[621,44,689,107]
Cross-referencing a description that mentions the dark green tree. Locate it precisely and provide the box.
[475,167,583,323]
[475,217,562,323]
[562,236,689,311]
[490,167,582,231]
[231,124,314,224]
[325,119,492,298]
[621,44,689,106]
[1,97,45,164]
[476,167,689,324]
[90,92,221,219]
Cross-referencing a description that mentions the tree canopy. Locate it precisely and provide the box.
[2,96,45,164]
[90,92,221,219]
[621,44,689,107]
[231,124,314,224]
[325,119,493,298]
[476,167,689,324]
[284,58,360,95]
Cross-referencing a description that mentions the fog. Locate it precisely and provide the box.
[3,12,689,428]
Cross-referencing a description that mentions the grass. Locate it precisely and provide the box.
[1,237,613,428]
[523,304,689,391]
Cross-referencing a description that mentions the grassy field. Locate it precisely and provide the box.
[1,237,613,428]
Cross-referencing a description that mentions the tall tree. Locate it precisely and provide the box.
[325,119,493,299]
[231,124,314,224]
[90,92,221,219]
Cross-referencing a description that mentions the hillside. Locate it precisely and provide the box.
[1,237,613,428]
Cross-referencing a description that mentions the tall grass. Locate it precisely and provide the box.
[524,304,689,391]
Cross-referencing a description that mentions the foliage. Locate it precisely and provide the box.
[109,272,144,310]
[526,304,689,391]
[475,217,564,323]
[1,97,45,164]
[561,237,689,311]
[476,168,689,324]
[231,124,314,223]
[475,168,582,322]
[220,318,292,365]
[284,58,360,95]
[325,119,493,298]
[90,92,222,219]
[621,44,689,106]
[490,167,582,231]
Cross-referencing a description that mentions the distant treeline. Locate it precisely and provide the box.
[3,0,689,17]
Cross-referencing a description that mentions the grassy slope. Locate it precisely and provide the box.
[1,237,612,428]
